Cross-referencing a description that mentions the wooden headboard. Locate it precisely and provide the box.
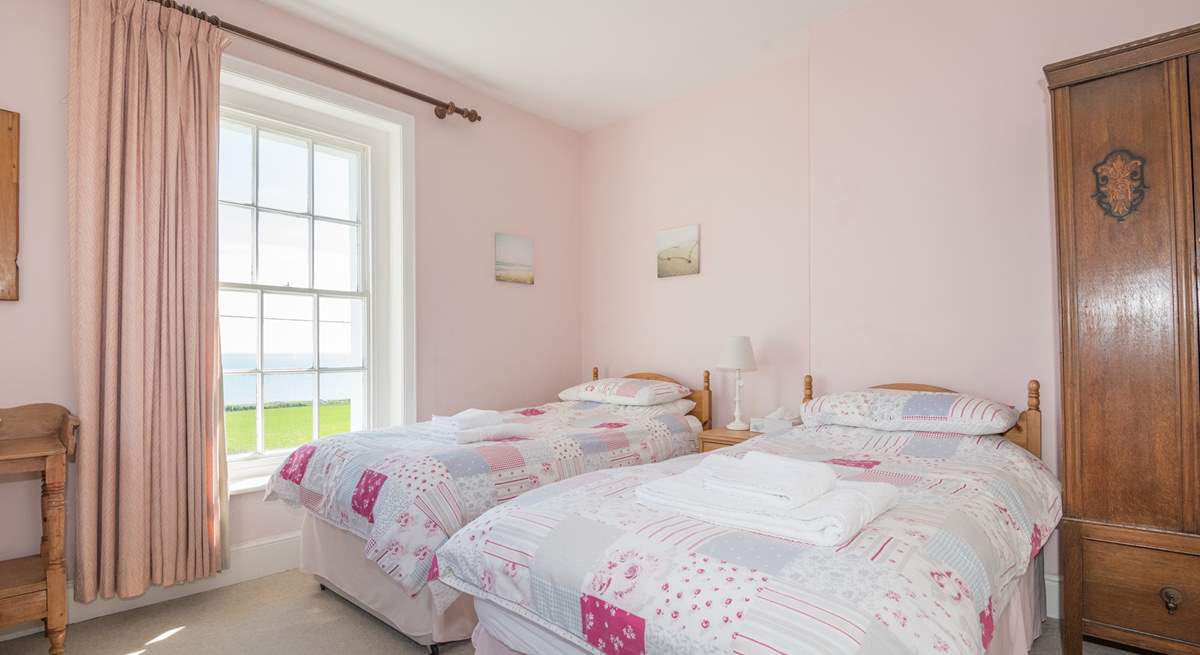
[801,374,1043,458]
[591,367,712,430]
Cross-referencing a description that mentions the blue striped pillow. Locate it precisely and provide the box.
[801,389,1019,435]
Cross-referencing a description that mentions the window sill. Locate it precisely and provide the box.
[229,475,270,496]
[228,453,288,497]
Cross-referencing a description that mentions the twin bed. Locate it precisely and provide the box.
[265,373,1061,655]
[265,369,711,646]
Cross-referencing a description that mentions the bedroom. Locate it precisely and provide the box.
[0,0,1198,653]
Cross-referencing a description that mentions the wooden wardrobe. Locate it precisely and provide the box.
[1047,24,1200,654]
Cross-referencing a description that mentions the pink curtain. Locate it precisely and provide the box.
[68,0,231,602]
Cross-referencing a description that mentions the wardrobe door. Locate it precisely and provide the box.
[1060,59,1196,531]
[1190,53,1200,535]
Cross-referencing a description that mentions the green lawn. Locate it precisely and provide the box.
[225,401,351,455]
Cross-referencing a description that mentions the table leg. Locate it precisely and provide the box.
[40,471,47,561]
[43,453,66,655]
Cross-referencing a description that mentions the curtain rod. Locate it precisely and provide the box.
[149,0,483,123]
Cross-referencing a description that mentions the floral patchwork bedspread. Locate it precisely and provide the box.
[433,424,1062,655]
[264,400,699,593]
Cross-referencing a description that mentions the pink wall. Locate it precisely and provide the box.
[0,0,76,564]
[0,0,581,569]
[202,0,584,422]
[809,0,1200,479]
[580,52,812,418]
[806,0,1200,576]
[579,0,1200,581]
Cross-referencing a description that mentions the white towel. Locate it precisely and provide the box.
[635,465,898,547]
[431,408,501,431]
[451,422,541,444]
[701,453,836,509]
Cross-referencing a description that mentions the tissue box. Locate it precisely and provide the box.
[750,417,802,433]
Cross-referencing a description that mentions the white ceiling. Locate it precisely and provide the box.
[259,0,840,131]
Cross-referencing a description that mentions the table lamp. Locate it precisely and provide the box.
[718,336,757,431]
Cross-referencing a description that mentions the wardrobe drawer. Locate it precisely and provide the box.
[1083,539,1200,644]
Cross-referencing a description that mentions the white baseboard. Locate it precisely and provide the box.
[0,531,300,643]
[1045,573,1062,620]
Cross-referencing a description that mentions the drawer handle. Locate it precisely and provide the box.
[1160,587,1182,615]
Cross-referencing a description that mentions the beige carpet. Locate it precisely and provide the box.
[1,570,1137,654]
[2,571,471,655]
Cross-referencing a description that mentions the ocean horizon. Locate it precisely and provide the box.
[222,352,360,407]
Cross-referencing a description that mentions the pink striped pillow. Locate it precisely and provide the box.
[801,389,1018,435]
[558,377,691,406]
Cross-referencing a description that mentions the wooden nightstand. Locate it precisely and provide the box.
[698,427,760,452]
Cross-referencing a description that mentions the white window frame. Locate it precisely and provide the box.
[220,58,417,490]
[219,109,373,460]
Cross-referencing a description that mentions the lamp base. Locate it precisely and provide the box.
[725,419,750,431]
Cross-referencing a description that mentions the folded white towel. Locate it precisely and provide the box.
[432,408,501,431]
[635,465,898,547]
[701,453,836,509]
[451,422,541,444]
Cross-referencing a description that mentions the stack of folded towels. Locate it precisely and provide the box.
[429,408,538,444]
[635,451,899,547]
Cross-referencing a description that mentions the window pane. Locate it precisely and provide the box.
[258,212,310,288]
[263,293,313,370]
[258,130,309,213]
[219,120,253,204]
[219,290,257,371]
[314,144,359,221]
[319,371,365,437]
[314,221,359,291]
[263,373,314,451]
[223,374,257,456]
[218,204,254,283]
[319,297,364,368]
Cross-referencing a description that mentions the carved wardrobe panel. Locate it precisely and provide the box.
[1063,61,1193,531]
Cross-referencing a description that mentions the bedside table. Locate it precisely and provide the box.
[698,427,760,452]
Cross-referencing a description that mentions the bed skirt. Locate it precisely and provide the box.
[299,513,477,646]
[471,553,1047,655]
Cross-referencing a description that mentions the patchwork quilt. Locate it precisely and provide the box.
[265,400,700,593]
[433,424,1062,655]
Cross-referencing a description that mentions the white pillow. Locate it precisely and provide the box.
[801,388,1019,435]
[605,398,696,418]
[559,377,692,406]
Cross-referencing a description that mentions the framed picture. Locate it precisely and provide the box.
[495,232,534,285]
[656,224,699,278]
[0,109,17,301]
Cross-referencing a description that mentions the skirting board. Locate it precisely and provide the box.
[0,531,300,643]
[1046,573,1062,620]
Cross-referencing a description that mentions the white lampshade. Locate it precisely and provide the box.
[718,336,757,371]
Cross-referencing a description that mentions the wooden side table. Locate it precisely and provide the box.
[698,426,760,452]
[0,404,77,655]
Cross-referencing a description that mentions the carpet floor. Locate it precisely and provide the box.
[1,570,1139,654]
